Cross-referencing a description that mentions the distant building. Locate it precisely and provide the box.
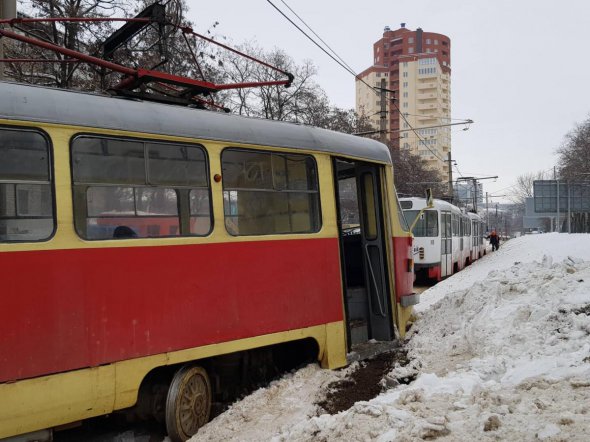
[356,24,451,177]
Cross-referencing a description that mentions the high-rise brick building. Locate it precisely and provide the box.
[356,24,451,176]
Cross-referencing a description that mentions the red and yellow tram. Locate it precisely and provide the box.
[0,81,416,441]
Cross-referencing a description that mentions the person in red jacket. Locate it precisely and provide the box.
[488,229,500,251]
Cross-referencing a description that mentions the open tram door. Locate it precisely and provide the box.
[334,159,394,349]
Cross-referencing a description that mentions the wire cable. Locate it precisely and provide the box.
[266,0,455,158]
[265,0,382,99]
[277,0,358,76]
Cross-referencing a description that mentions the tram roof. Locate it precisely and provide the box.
[0,82,391,164]
[400,197,462,213]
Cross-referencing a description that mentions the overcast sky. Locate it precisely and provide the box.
[189,0,590,200]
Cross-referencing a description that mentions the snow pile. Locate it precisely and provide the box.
[417,232,590,311]
[194,363,358,441]
[193,234,590,441]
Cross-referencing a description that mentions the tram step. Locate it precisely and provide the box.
[350,320,368,346]
[347,287,368,320]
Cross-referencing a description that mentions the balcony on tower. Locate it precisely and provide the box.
[417,81,437,90]
[417,92,437,100]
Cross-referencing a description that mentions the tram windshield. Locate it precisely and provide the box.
[404,209,438,237]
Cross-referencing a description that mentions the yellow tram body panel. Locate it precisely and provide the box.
[0,81,415,440]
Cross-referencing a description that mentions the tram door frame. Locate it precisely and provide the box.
[441,211,452,277]
[333,158,394,348]
[471,220,478,260]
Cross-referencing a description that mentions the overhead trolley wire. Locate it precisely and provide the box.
[277,0,358,76]
[265,0,381,97]
[266,0,452,162]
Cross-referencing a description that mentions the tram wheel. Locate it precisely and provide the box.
[165,365,212,442]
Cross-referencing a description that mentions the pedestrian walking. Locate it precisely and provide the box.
[487,229,499,251]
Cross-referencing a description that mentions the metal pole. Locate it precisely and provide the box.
[556,179,560,232]
[486,192,489,231]
[447,152,453,203]
[380,78,387,145]
[495,203,498,230]
[568,180,571,233]
[472,178,478,212]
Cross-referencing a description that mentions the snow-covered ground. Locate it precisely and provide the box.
[193,234,590,441]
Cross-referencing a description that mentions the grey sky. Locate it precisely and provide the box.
[190,0,590,199]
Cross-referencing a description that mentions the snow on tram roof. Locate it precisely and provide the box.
[0,81,391,164]
[400,197,461,212]
[401,197,483,220]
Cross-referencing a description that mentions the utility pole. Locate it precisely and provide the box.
[0,1,17,80]
[486,192,489,231]
[495,203,498,230]
[379,78,387,145]
[456,175,497,213]
[556,179,560,232]
[472,178,478,212]
[567,180,571,234]
[447,152,453,203]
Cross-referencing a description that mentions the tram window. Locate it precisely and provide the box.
[395,195,410,232]
[362,173,378,240]
[221,149,320,235]
[72,136,210,239]
[0,128,54,242]
[404,209,438,237]
[189,188,211,235]
[452,214,459,237]
[338,177,360,229]
[85,186,179,239]
[148,143,207,187]
[73,137,145,184]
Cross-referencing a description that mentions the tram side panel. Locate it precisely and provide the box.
[0,83,409,440]
[0,239,345,384]
[0,128,352,439]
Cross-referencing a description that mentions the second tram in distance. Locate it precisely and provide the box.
[401,197,486,281]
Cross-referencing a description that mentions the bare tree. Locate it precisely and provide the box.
[6,0,130,88]
[111,1,221,81]
[221,43,323,121]
[6,0,219,93]
[509,170,549,209]
[390,147,446,198]
[557,114,590,180]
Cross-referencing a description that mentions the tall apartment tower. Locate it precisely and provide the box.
[356,24,451,176]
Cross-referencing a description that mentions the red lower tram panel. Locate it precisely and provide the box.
[393,236,414,302]
[0,238,344,383]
